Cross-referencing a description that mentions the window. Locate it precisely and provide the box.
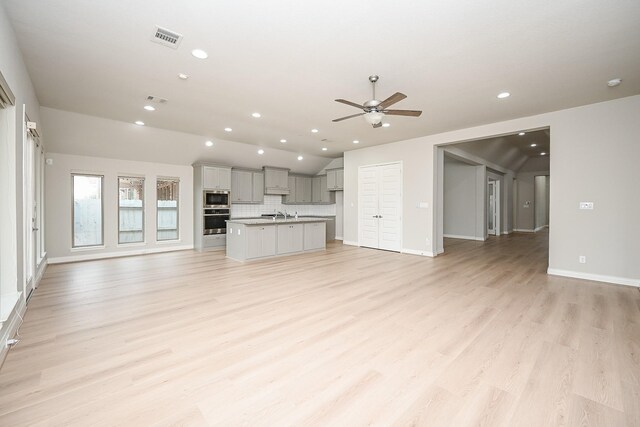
[157,178,179,241]
[72,174,103,247]
[118,177,145,244]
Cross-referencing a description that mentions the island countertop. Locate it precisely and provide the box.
[226,217,330,226]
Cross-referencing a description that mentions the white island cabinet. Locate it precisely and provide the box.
[226,218,327,261]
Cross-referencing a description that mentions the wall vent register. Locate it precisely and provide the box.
[151,26,183,49]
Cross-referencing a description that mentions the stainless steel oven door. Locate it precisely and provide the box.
[203,212,229,235]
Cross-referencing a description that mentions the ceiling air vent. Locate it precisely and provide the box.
[146,95,168,104]
[151,26,183,49]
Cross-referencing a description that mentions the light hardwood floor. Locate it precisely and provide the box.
[1,231,639,426]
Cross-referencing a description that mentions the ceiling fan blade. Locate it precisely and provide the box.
[373,122,383,128]
[335,99,364,109]
[378,92,407,109]
[383,109,422,117]
[332,112,365,122]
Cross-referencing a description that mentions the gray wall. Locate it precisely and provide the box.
[345,95,640,285]
[535,175,549,229]
[443,158,479,239]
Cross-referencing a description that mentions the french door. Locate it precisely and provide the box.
[359,162,402,252]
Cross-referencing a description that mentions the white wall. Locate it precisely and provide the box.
[345,95,640,286]
[45,153,193,262]
[443,158,480,239]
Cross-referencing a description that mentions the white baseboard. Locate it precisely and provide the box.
[534,225,547,232]
[335,236,343,241]
[401,248,435,257]
[547,268,639,288]
[443,234,485,241]
[513,229,535,233]
[343,240,359,246]
[0,292,27,369]
[48,244,194,264]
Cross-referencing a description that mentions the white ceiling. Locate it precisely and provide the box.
[4,0,640,157]
[449,129,550,172]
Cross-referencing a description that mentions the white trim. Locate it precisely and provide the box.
[401,248,435,257]
[513,228,535,233]
[334,236,343,241]
[343,240,359,246]
[0,295,26,368]
[48,244,193,264]
[547,268,639,288]
[443,234,486,241]
[534,225,546,232]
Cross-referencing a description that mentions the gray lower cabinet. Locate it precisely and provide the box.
[246,225,276,259]
[277,223,304,254]
[303,222,326,250]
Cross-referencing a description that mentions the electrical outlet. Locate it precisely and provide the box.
[579,256,586,264]
[579,202,594,210]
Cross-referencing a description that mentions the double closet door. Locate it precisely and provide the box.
[359,162,402,252]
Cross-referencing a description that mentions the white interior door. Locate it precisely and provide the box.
[24,127,35,295]
[378,164,402,251]
[359,167,380,249]
[359,163,402,251]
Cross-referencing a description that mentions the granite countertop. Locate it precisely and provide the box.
[227,217,330,225]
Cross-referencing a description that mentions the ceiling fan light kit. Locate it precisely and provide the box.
[333,75,422,128]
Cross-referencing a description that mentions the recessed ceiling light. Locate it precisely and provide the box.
[518,132,525,136]
[191,49,208,59]
[607,78,622,87]
[205,140,213,147]
[531,143,537,147]
[540,152,547,156]
[353,140,359,144]
[311,129,319,133]
[251,112,261,118]
[322,147,328,151]
[224,127,232,132]
[382,123,390,128]
[258,149,264,155]
[280,139,287,143]
[134,121,145,126]
[178,73,189,80]
[143,105,155,111]
[297,155,304,161]
[497,92,511,99]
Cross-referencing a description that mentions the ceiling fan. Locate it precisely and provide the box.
[332,75,422,128]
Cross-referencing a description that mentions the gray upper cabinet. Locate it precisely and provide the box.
[311,176,322,203]
[326,168,344,191]
[319,175,334,203]
[263,167,289,195]
[231,170,264,204]
[203,166,232,190]
[295,176,312,203]
[285,176,297,204]
[252,172,264,203]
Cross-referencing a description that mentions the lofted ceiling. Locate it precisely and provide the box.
[449,129,550,172]
[3,0,639,158]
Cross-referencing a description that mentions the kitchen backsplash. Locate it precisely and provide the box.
[231,195,336,218]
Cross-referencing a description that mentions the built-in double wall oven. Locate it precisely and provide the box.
[203,190,230,235]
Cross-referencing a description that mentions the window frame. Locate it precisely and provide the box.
[71,173,104,248]
[118,176,145,245]
[156,177,180,242]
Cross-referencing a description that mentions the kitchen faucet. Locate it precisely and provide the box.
[277,210,287,220]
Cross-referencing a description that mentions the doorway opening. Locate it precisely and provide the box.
[436,128,551,261]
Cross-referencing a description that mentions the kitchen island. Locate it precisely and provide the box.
[226,217,328,261]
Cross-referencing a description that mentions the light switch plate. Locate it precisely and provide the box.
[579,202,594,210]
